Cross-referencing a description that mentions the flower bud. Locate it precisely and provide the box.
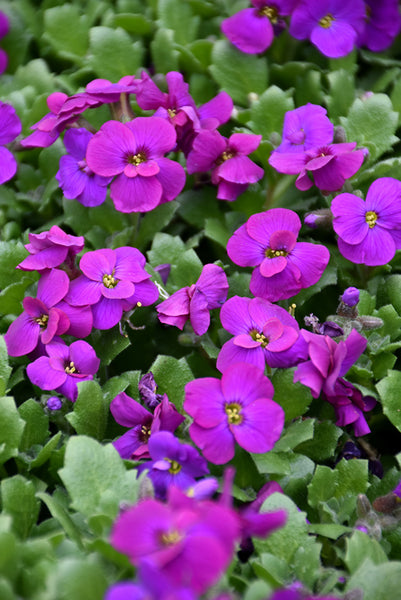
[304,208,333,229]
[342,287,360,307]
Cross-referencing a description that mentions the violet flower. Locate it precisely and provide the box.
[331,177,401,266]
[27,339,100,401]
[324,378,376,436]
[66,247,159,330]
[56,128,112,207]
[227,208,330,302]
[342,287,360,307]
[17,225,84,272]
[138,431,209,499]
[289,0,366,58]
[86,116,186,213]
[139,372,164,409]
[186,130,264,201]
[0,101,22,184]
[184,362,284,464]
[156,264,228,336]
[110,392,185,460]
[0,12,9,75]
[357,0,401,52]
[5,269,70,357]
[274,104,334,154]
[217,296,308,373]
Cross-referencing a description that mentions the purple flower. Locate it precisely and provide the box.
[0,12,9,75]
[227,208,330,302]
[86,117,186,213]
[293,328,367,399]
[0,101,22,184]
[221,0,296,54]
[66,247,158,330]
[5,269,70,357]
[184,362,284,464]
[138,431,209,499]
[46,396,63,411]
[217,296,308,373]
[110,392,185,460]
[357,0,401,52]
[27,339,100,401]
[342,287,360,307]
[331,178,401,266]
[56,128,112,207]
[139,372,164,409]
[20,92,76,149]
[17,225,84,272]
[274,104,334,154]
[324,378,376,436]
[156,264,228,336]
[289,0,366,58]
[186,130,264,201]
[269,142,364,193]
[111,490,240,595]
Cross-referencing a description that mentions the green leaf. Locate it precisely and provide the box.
[0,241,30,288]
[66,380,108,440]
[158,0,200,45]
[296,421,342,462]
[102,371,141,403]
[251,451,291,475]
[59,436,139,518]
[385,274,401,315]
[135,202,178,249]
[345,530,388,573]
[274,418,315,453]
[151,28,179,73]
[271,368,313,423]
[0,396,25,465]
[0,337,11,396]
[36,491,84,549]
[112,13,153,35]
[308,523,352,539]
[43,6,89,60]
[88,26,144,80]
[251,552,288,587]
[1,476,40,539]
[18,399,49,451]
[30,431,62,470]
[248,86,294,139]
[0,277,36,316]
[148,233,203,289]
[210,40,268,106]
[377,370,401,432]
[326,69,355,120]
[340,93,398,163]
[345,560,401,600]
[44,557,108,600]
[149,355,193,412]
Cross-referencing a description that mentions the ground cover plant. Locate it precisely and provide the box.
[2,0,401,598]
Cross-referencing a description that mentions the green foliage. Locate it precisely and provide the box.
[88,26,144,80]
[0,396,25,465]
[66,381,108,440]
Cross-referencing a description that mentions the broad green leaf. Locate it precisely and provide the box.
[36,492,84,549]
[385,274,401,315]
[345,530,388,573]
[346,560,401,600]
[1,475,40,539]
[112,13,153,35]
[43,6,89,59]
[0,241,30,288]
[0,396,25,465]
[151,28,179,73]
[30,431,62,470]
[271,368,313,423]
[88,27,144,80]
[251,451,291,475]
[0,277,36,316]
[148,233,203,289]
[251,552,288,587]
[377,370,401,432]
[248,86,294,139]
[18,399,49,451]
[150,354,193,412]
[274,418,315,453]
[326,69,355,120]
[66,380,108,440]
[0,337,11,396]
[44,557,108,600]
[158,0,200,45]
[102,371,142,403]
[296,421,342,462]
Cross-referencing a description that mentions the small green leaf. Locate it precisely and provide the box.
[0,396,25,465]
[274,418,315,453]
[377,370,401,432]
[158,0,200,45]
[251,451,291,475]
[30,432,62,470]
[43,6,89,59]
[248,86,294,139]
[66,380,108,440]
[18,399,49,451]
[326,69,355,120]
[0,337,11,396]
[346,560,401,600]
[88,26,144,80]
[36,491,84,549]
[345,530,388,573]
[271,368,313,423]
[296,421,342,462]
[150,355,193,413]
[44,557,108,600]
[1,475,40,539]
[151,28,179,73]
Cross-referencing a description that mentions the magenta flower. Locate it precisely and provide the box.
[217,296,308,373]
[0,12,9,75]
[186,130,264,201]
[324,378,376,436]
[184,362,284,464]
[0,101,22,184]
[27,339,100,401]
[111,392,185,460]
[221,0,296,54]
[293,328,367,399]
[357,0,401,52]
[156,264,228,336]
[274,104,334,154]
[5,269,70,357]
[86,117,186,213]
[269,142,364,193]
[66,247,158,330]
[111,490,240,594]
[17,225,84,272]
[227,208,330,302]
[20,92,75,149]
[331,178,401,266]
[56,128,112,207]
[289,0,366,58]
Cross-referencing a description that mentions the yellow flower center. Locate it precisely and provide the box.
[127,151,147,165]
[65,361,77,374]
[319,14,335,28]
[259,5,278,23]
[140,424,151,442]
[250,328,269,348]
[160,530,182,546]
[167,108,177,118]
[265,248,288,258]
[35,314,49,327]
[103,273,118,288]
[365,211,378,228]
[225,402,243,425]
[166,459,182,474]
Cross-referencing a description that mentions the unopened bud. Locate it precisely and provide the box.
[304,208,333,229]
[341,287,359,307]
[356,315,384,331]
[333,125,347,144]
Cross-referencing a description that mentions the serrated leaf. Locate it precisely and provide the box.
[43,6,89,59]
[346,560,401,600]
[248,86,294,139]
[377,370,401,432]
[88,26,144,80]
[1,475,40,539]
[271,368,313,423]
[66,380,108,440]
[345,530,387,573]
[150,355,193,413]
[18,399,49,451]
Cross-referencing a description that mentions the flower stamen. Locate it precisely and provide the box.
[319,13,335,28]
[35,314,49,327]
[265,248,288,258]
[65,361,77,374]
[160,530,182,545]
[365,211,378,228]
[225,402,243,425]
[103,273,118,288]
[259,5,278,23]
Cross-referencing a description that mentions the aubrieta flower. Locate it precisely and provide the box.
[27,339,100,401]
[357,0,401,52]
[221,0,296,54]
[86,116,186,213]
[66,246,159,330]
[17,225,84,272]
[273,104,334,154]
[110,392,185,460]
[56,128,112,207]
[324,377,376,436]
[138,431,209,499]
[217,296,308,373]
[0,101,22,184]
[184,362,284,464]
[331,177,401,266]
[342,287,360,307]
[138,372,164,409]
[186,130,264,201]
[111,487,240,595]
[289,0,366,58]
[156,264,229,336]
[227,208,330,302]
[0,12,9,75]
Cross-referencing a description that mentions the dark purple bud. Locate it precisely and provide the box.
[342,287,360,307]
[138,372,163,409]
[368,459,383,479]
[318,320,344,338]
[304,208,332,229]
[339,440,362,461]
[154,263,171,285]
[333,125,347,144]
[47,396,62,411]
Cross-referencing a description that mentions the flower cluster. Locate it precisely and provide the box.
[0,100,21,185]
[221,0,401,57]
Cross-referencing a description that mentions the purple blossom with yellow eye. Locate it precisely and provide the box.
[0,100,22,184]
[56,128,112,207]
[184,362,284,464]
[331,177,401,266]
[27,339,100,401]
[221,0,297,54]
[357,0,401,52]
[289,0,366,58]
[227,208,330,302]
[274,103,334,154]
[85,116,186,213]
